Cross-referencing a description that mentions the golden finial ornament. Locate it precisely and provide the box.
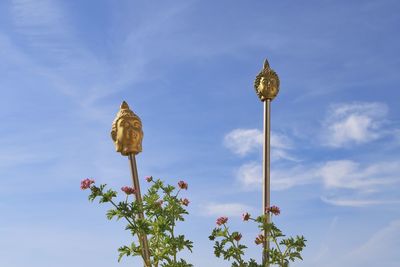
[111,101,143,156]
[254,59,280,101]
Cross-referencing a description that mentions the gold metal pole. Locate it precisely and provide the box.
[253,59,280,267]
[128,154,151,267]
[111,101,152,267]
[262,99,271,266]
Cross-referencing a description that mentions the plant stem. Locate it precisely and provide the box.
[109,199,136,228]
[269,227,285,267]
[223,225,245,266]
[175,189,181,198]
[281,245,291,267]
[167,191,178,263]
[108,199,149,266]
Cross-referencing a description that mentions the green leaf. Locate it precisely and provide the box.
[106,209,119,220]
[117,245,131,262]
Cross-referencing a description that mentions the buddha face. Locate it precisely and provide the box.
[115,116,143,155]
[258,76,278,99]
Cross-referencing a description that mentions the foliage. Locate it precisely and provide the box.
[82,177,193,267]
[209,209,306,267]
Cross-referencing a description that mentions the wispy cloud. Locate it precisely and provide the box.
[227,101,400,207]
[236,162,262,190]
[318,159,400,207]
[236,161,318,191]
[319,160,399,190]
[198,202,255,217]
[320,197,400,207]
[322,102,389,147]
[224,128,295,161]
[235,158,400,206]
[224,129,262,156]
[8,0,178,120]
[0,222,142,267]
[348,219,400,265]
[310,219,400,267]
[11,0,78,60]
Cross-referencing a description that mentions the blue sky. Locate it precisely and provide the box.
[0,0,399,266]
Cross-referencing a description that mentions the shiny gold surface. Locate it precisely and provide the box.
[111,101,143,156]
[254,59,280,101]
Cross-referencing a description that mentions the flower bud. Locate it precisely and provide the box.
[81,178,95,190]
[216,216,228,226]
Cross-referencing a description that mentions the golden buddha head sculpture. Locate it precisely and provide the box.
[254,59,280,101]
[111,101,143,156]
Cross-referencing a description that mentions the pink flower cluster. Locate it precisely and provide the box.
[233,233,242,241]
[81,178,95,190]
[145,176,153,182]
[121,186,136,195]
[216,216,228,226]
[181,198,190,206]
[255,234,265,245]
[178,180,188,190]
[242,212,251,221]
[266,205,280,216]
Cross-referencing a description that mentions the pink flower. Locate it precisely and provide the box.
[178,180,188,190]
[233,233,242,241]
[181,198,190,206]
[121,186,136,195]
[266,205,280,216]
[255,234,265,245]
[216,216,228,226]
[242,212,251,221]
[81,178,95,190]
[145,176,153,182]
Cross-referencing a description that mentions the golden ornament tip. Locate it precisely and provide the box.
[263,58,270,69]
[121,100,129,109]
[111,101,143,156]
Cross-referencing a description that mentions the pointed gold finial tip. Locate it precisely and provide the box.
[263,58,270,69]
[121,101,129,109]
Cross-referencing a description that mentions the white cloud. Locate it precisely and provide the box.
[319,160,399,190]
[236,161,317,191]
[235,158,400,207]
[236,162,262,189]
[199,202,254,217]
[224,129,262,156]
[323,102,388,147]
[318,159,400,207]
[271,165,318,190]
[224,128,295,160]
[320,197,400,207]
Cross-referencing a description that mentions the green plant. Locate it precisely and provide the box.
[209,206,306,267]
[81,177,193,267]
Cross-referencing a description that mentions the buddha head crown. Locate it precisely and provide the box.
[254,58,280,101]
[111,101,143,156]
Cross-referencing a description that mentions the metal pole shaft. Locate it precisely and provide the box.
[262,99,271,266]
[128,154,151,267]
